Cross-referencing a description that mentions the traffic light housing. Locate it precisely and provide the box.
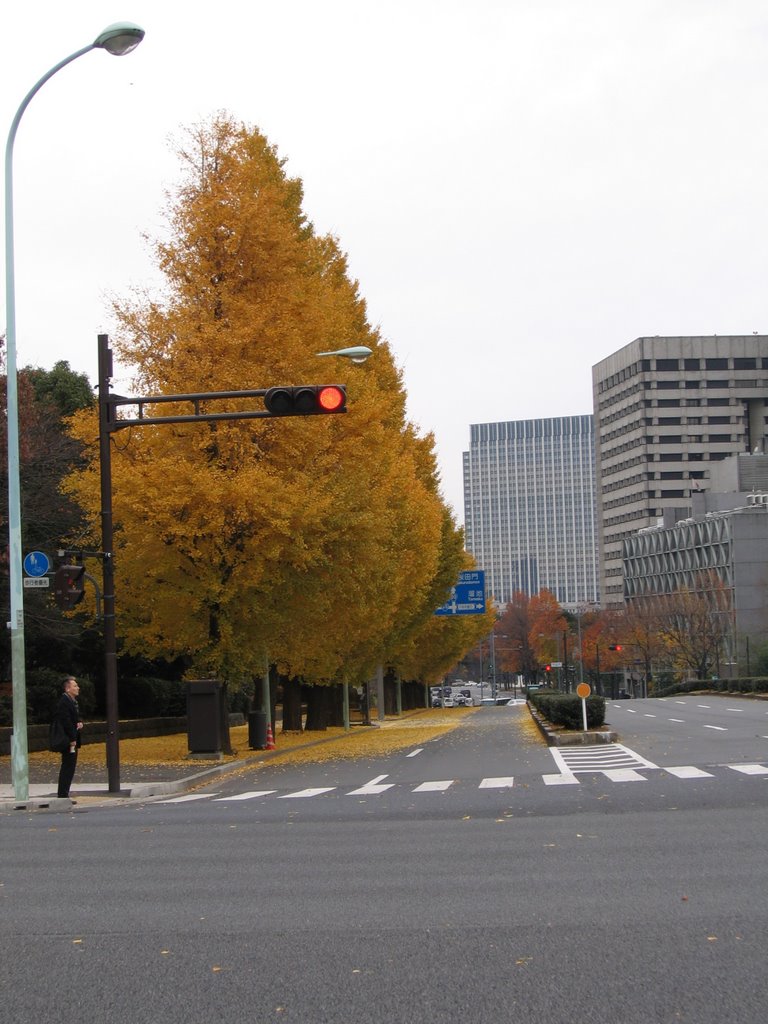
[608,644,623,652]
[544,664,551,673]
[264,385,346,416]
[54,564,85,609]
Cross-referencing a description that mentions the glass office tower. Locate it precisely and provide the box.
[463,415,599,608]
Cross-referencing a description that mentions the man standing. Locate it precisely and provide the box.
[54,677,83,800]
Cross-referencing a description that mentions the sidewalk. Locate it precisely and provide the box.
[0,708,471,812]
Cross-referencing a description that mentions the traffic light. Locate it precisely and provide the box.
[608,644,623,652]
[545,664,551,673]
[54,564,85,610]
[264,385,347,416]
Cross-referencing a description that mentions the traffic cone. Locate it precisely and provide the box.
[265,722,276,750]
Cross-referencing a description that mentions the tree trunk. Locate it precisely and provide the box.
[304,685,328,731]
[281,675,303,732]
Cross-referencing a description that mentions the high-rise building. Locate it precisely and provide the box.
[592,335,768,607]
[462,416,599,607]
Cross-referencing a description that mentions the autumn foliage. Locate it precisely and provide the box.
[64,115,487,691]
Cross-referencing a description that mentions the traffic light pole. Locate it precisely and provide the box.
[96,334,348,793]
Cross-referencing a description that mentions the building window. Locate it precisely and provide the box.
[658,417,682,425]
[685,381,701,389]
[684,358,701,370]
[656,359,679,370]
[705,358,728,370]
[734,358,757,370]
[706,380,729,389]
[657,381,680,390]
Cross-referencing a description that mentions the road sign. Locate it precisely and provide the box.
[434,570,486,616]
[23,577,50,589]
[576,683,591,699]
[23,551,50,577]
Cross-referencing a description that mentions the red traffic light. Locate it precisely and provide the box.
[608,644,623,652]
[264,385,347,416]
[545,664,551,672]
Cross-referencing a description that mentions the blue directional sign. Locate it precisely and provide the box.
[23,551,51,577]
[434,570,486,616]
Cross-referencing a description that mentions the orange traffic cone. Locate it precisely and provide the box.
[265,722,276,750]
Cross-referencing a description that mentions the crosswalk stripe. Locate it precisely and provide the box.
[728,764,768,775]
[663,766,713,779]
[157,793,218,803]
[213,791,277,801]
[278,787,336,799]
[543,773,579,786]
[479,777,515,789]
[406,749,423,758]
[412,780,453,792]
[603,769,647,782]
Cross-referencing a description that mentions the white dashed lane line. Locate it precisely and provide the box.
[703,725,727,731]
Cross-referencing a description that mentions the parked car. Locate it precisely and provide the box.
[617,689,632,699]
[442,696,456,707]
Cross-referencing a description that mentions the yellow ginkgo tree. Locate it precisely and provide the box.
[64,114,468,711]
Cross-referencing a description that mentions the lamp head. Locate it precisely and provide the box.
[315,346,373,364]
[94,22,145,56]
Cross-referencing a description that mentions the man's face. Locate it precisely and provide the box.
[66,680,80,698]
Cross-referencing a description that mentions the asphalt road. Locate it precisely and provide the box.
[3,699,767,1023]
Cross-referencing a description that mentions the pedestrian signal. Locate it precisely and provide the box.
[54,564,86,609]
[608,644,623,651]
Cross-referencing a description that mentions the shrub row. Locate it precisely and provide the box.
[655,677,768,698]
[529,692,606,730]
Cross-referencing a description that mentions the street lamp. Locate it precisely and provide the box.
[4,22,145,801]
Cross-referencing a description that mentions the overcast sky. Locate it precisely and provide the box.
[2,1,767,520]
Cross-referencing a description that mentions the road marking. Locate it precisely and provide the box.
[479,777,515,789]
[551,743,657,774]
[412,780,453,792]
[626,708,637,713]
[406,749,423,758]
[675,701,687,705]
[213,791,276,801]
[703,725,727,731]
[347,776,395,796]
[644,714,656,718]
[543,773,579,786]
[697,704,711,709]
[664,766,713,779]
[278,788,336,799]
[728,764,768,775]
[604,769,647,782]
[668,718,685,723]
[726,708,743,712]
[157,793,219,803]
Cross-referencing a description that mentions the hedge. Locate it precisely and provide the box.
[529,692,606,730]
[654,677,768,698]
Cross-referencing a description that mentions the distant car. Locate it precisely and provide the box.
[479,697,496,707]
[443,696,456,707]
[506,698,525,706]
[617,689,632,699]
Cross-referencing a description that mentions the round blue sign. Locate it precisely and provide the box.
[23,551,50,577]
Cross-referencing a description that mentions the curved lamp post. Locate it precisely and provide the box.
[5,23,145,802]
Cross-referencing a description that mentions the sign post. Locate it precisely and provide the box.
[576,682,591,731]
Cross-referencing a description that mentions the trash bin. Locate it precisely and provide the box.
[186,680,233,756]
[248,711,268,750]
